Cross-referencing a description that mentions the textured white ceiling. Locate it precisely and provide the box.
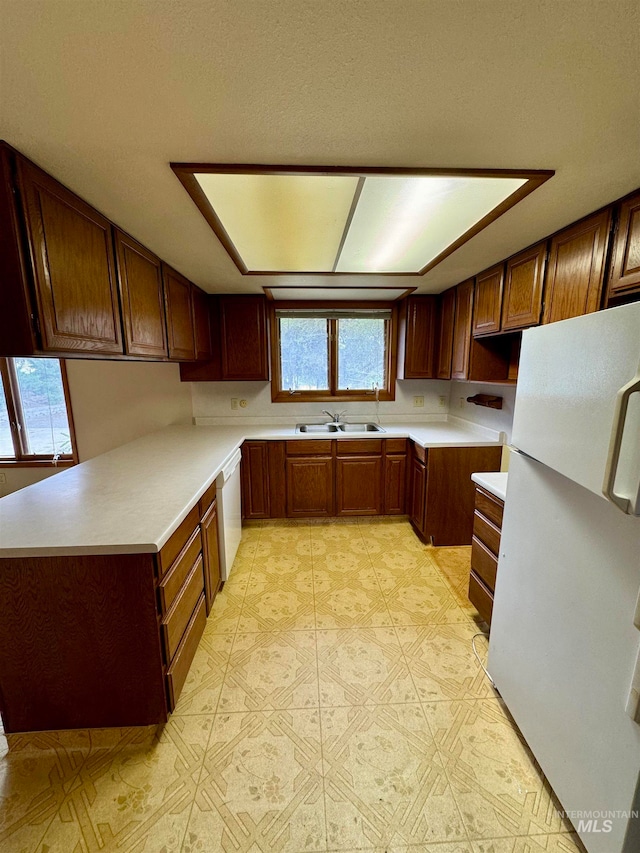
[1,0,639,295]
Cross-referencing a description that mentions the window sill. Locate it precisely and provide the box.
[0,458,77,469]
[271,390,395,403]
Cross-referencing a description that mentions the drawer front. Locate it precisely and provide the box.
[158,504,200,577]
[471,535,498,592]
[158,527,202,616]
[166,593,206,711]
[162,556,205,662]
[336,439,382,455]
[468,571,494,626]
[412,442,426,463]
[285,440,332,455]
[475,488,504,528]
[385,438,407,454]
[473,511,501,556]
[198,481,217,518]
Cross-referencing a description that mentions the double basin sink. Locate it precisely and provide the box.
[295,422,385,433]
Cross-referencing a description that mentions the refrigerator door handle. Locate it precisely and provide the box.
[603,374,640,516]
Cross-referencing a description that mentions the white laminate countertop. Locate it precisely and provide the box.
[0,418,503,558]
[471,471,508,502]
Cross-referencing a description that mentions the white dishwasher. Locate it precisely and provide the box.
[216,448,243,581]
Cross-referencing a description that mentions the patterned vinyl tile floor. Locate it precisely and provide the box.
[0,518,585,853]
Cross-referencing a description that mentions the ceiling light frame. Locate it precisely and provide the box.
[171,163,554,276]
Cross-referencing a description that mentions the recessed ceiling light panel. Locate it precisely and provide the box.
[172,165,553,275]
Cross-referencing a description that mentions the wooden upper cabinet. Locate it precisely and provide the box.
[220,295,269,380]
[399,296,437,378]
[451,279,474,380]
[114,230,168,358]
[163,265,196,361]
[17,156,124,355]
[501,241,547,331]
[473,264,504,336]
[192,286,213,361]
[608,191,640,298]
[436,288,456,379]
[543,210,612,324]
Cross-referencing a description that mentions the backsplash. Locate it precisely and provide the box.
[190,378,452,423]
[449,381,517,444]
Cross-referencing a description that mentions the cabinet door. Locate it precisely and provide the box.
[502,242,547,331]
[220,296,269,380]
[241,441,270,519]
[436,288,456,379]
[473,264,504,336]
[424,446,502,546]
[17,157,124,354]
[451,279,474,380]
[114,230,167,358]
[608,191,640,297]
[286,457,333,517]
[163,265,195,360]
[336,456,383,516]
[410,457,427,535]
[543,210,611,324]
[201,499,222,613]
[384,454,407,515]
[192,286,213,361]
[401,296,437,378]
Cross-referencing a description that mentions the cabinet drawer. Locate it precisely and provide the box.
[385,438,407,454]
[337,439,382,455]
[412,442,426,463]
[468,571,494,626]
[475,488,504,528]
[166,593,207,711]
[158,505,200,577]
[473,511,501,556]
[198,481,217,518]
[285,440,332,455]
[158,528,202,616]
[471,535,498,592]
[161,556,205,662]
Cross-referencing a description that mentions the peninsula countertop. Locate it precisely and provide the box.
[0,418,503,558]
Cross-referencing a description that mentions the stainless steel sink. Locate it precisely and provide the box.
[295,422,384,433]
[338,423,385,432]
[295,423,339,433]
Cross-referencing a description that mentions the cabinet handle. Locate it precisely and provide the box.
[603,375,640,515]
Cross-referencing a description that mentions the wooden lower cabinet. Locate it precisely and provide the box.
[336,456,383,515]
[409,444,502,545]
[241,440,271,519]
[0,486,226,732]
[385,453,407,515]
[410,456,428,536]
[286,456,334,517]
[200,496,222,613]
[468,486,505,628]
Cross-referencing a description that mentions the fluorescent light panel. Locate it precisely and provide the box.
[336,176,527,273]
[192,172,530,273]
[195,173,358,271]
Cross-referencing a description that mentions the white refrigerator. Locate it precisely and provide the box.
[487,301,640,853]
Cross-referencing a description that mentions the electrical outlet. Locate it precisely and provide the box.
[413,395,424,408]
[231,398,239,410]
[0,472,6,484]
[438,396,446,408]
[239,399,248,408]
[459,397,465,408]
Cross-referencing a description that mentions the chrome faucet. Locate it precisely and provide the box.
[322,410,345,424]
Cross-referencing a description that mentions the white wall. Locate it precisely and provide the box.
[66,360,193,461]
[448,381,516,444]
[0,360,193,496]
[191,378,452,423]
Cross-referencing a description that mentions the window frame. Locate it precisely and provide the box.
[0,358,78,467]
[269,302,398,403]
